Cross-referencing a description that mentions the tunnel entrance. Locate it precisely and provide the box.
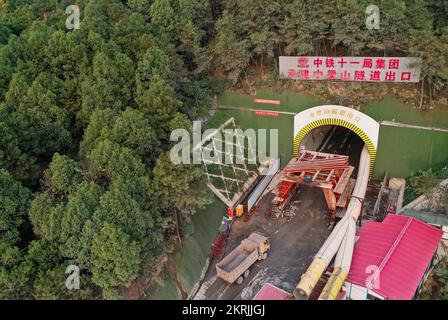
[304,125,365,174]
[293,105,380,176]
[273,123,367,221]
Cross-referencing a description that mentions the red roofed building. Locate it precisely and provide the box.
[345,214,443,300]
[253,283,292,300]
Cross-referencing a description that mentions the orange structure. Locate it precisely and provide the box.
[273,150,355,220]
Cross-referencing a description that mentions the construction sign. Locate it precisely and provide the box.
[227,207,234,220]
[293,105,380,176]
[279,56,422,83]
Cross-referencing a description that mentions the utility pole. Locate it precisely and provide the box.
[429,110,435,169]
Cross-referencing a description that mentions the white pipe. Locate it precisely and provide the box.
[337,145,371,272]
[338,218,357,272]
[318,146,370,299]
[317,145,370,260]
[351,145,371,200]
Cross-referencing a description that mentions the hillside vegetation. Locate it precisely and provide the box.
[0,0,447,299]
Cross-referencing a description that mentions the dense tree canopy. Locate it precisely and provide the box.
[0,169,30,245]
[0,0,446,299]
[0,0,212,299]
[209,0,448,87]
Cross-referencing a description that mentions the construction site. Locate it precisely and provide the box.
[187,103,446,301]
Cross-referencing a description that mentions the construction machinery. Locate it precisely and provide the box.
[272,150,355,220]
[216,232,270,285]
[210,217,231,259]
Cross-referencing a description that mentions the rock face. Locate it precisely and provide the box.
[400,178,448,213]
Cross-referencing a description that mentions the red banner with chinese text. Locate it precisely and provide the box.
[279,56,421,83]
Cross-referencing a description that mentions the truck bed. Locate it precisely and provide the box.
[222,250,251,273]
[216,239,259,283]
[216,232,268,284]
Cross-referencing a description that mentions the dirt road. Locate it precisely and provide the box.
[196,185,330,300]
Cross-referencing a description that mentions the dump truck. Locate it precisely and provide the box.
[216,232,270,285]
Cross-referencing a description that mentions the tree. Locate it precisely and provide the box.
[26,239,60,273]
[79,108,118,158]
[169,112,192,132]
[100,176,165,248]
[0,1,41,35]
[21,21,52,73]
[112,12,150,59]
[58,182,103,267]
[0,0,222,300]
[28,193,63,242]
[0,243,32,299]
[281,0,335,55]
[178,0,213,35]
[409,28,448,98]
[0,35,22,98]
[177,21,209,74]
[136,46,173,95]
[31,263,94,300]
[13,73,73,157]
[152,152,212,219]
[79,51,134,126]
[332,0,375,54]
[93,178,157,243]
[429,0,448,30]
[364,0,409,52]
[32,266,73,300]
[80,0,111,40]
[211,10,251,84]
[46,31,89,81]
[226,0,286,62]
[136,75,182,137]
[149,0,179,48]
[176,0,213,74]
[0,24,11,44]
[127,0,151,17]
[91,223,141,298]
[43,153,83,195]
[107,108,160,160]
[409,168,439,195]
[178,80,212,118]
[4,71,29,110]
[0,107,37,182]
[87,140,146,183]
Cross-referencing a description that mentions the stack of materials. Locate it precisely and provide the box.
[284,156,349,173]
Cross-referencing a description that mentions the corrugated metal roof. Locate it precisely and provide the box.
[347,214,443,300]
[253,283,292,300]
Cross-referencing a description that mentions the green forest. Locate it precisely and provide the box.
[0,0,447,299]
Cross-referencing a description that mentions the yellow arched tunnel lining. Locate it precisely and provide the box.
[293,119,376,177]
